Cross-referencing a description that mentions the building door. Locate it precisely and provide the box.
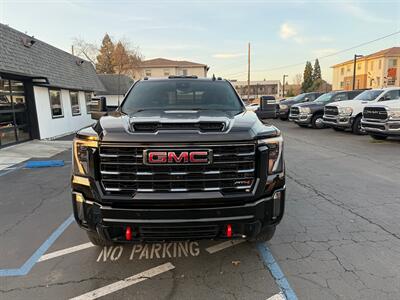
[0,79,31,147]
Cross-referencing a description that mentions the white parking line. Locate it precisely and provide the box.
[69,262,175,300]
[266,293,285,300]
[38,242,95,262]
[205,239,245,254]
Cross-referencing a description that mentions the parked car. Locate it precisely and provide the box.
[278,92,323,120]
[361,98,400,140]
[323,87,400,135]
[289,90,365,128]
[256,95,278,119]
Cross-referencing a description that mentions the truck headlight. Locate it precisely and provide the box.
[299,107,311,114]
[388,109,400,120]
[73,137,98,175]
[257,135,283,174]
[338,107,353,116]
[279,104,288,110]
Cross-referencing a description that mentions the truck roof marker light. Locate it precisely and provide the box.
[226,224,232,238]
[125,226,132,241]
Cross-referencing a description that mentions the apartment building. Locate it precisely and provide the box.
[136,58,209,79]
[231,80,281,101]
[332,47,400,90]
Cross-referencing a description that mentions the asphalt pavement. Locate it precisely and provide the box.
[1,120,400,300]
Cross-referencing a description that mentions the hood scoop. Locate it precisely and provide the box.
[131,122,226,133]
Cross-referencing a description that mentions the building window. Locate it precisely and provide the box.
[163,69,170,76]
[340,81,344,88]
[49,89,63,118]
[370,61,374,71]
[378,60,382,69]
[340,67,344,75]
[145,69,151,76]
[388,59,398,67]
[346,65,351,72]
[70,91,81,116]
[357,63,361,70]
[84,92,92,114]
[376,77,380,86]
[182,69,188,76]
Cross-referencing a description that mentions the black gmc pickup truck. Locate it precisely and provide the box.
[72,76,285,246]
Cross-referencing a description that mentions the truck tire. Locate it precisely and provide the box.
[352,115,365,135]
[370,134,388,140]
[311,114,324,129]
[280,117,288,121]
[248,225,276,242]
[86,231,112,246]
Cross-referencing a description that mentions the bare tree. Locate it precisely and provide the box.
[293,73,302,85]
[72,38,98,66]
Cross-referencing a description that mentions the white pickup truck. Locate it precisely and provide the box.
[361,99,400,140]
[323,87,400,135]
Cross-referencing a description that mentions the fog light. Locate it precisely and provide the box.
[272,191,282,219]
[74,192,85,222]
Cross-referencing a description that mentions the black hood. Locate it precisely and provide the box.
[83,110,279,143]
[293,101,325,113]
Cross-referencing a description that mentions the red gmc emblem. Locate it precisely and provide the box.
[144,149,212,165]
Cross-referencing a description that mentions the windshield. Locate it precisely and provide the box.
[121,80,243,113]
[353,90,383,101]
[314,93,334,103]
[291,94,305,102]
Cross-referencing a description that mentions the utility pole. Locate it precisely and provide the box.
[71,45,74,55]
[282,74,288,97]
[352,54,363,90]
[247,42,250,103]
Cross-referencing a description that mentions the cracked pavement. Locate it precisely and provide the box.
[1,120,400,299]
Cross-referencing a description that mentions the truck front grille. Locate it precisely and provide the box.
[363,107,388,120]
[99,143,256,195]
[325,106,338,116]
[290,107,299,115]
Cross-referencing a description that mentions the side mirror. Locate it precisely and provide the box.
[304,97,310,102]
[90,96,107,120]
[380,96,391,101]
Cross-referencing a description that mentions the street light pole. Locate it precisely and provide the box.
[352,54,363,90]
[282,74,288,97]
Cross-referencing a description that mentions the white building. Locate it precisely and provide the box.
[0,23,105,147]
[95,74,134,109]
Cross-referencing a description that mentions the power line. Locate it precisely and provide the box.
[224,30,400,77]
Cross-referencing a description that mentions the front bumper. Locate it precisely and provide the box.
[323,115,353,128]
[289,113,312,124]
[361,119,400,136]
[72,171,286,242]
[279,109,289,118]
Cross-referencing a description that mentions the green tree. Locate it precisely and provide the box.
[301,61,313,92]
[96,34,115,74]
[313,59,322,81]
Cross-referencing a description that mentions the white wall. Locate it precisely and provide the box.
[33,86,95,139]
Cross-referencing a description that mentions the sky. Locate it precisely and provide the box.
[0,0,399,84]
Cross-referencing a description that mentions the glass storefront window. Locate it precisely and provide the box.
[10,80,25,94]
[85,92,92,114]
[0,79,30,147]
[70,91,81,116]
[49,89,63,118]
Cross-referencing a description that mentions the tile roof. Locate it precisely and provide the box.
[0,23,105,92]
[331,47,400,68]
[140,58,207,68]
[97,74,134,95]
